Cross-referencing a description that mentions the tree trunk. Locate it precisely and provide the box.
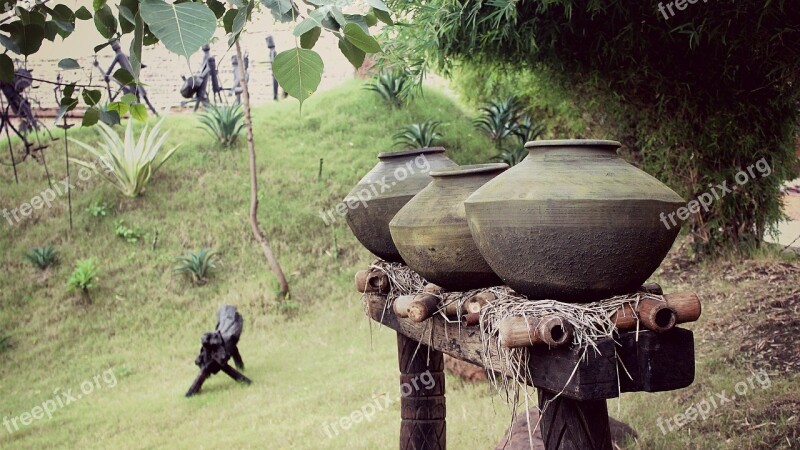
[235,41,290,298]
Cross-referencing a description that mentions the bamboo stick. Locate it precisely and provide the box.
[465,292,496,314]
[393,295,415,318]
[423,283,444,295]
[408,294,440,322]
[637,297,677,333]
[355,269,390,294]
[664,293,702,323]
[498,316,574,348]
[462,312,480,326]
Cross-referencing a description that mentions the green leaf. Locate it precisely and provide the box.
[293,7,328,36]
[261,0,294,22]
[130,103,147,121]
[343,23,380,53]
[373,8,392,25]
[43,21,59,41]
[52,5,76,22]
[140,0,216,62]
[364,12,377,27]
[113,68,135,86]
[121,93,137,104]
[58,58,81,70]
[222,9,237,34]
[207,0,226,18]
[93,0,107,11]
[75,6,93,20]
[344,14,368,33]
[338,38,364,69]
[299,26,321,49]
[82,89,102,106]
[365,0,389,12]
[107,101,130,116]
[63,83,76,98]
[229,0,254,45]
[0,54,13,83]
[94,4,117,39]
[272,48,323,108]
[94,41,112,53]
[82,107,99,126]
[129,13,144,80]
[98,109,121,126]
[0,34,19,54]
[118,6,135,33]
[60,96,79,111]
[1,22,45,56]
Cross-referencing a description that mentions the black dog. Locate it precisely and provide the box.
[185,305,251,397]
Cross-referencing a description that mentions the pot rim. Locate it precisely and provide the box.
[430,163,509,177]
[377,147,446,159]
[524,139,621,150]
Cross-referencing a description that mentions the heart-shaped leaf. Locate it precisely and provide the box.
[272,47,323,108]
[58,58,81,70]
[140,0,215,62]
[343,23,380,53]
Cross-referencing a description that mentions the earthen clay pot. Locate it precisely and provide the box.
[464,139,685,302]
[390,164,508,290]
[344,148,457,262]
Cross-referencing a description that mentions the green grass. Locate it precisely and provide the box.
[1,81,797,449]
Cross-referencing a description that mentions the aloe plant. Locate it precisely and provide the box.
[474,96,525,149]
[174,248,218,285]
[491,146,528,167]
[393,121,442,149]
[198,103,245,148]
[69,118,180,197]
[24,245,58,270]
[365,72,409,108]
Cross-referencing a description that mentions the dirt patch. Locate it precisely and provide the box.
[739,288,800,374]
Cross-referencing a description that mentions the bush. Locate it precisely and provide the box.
[69,118,180,197]
[393,121,442,149]
[174,248,218,285]
[365,72,409,107]
[67,259,99,294]
[198,103,245,148]
[24,245,58,270]
[389,1,800,255]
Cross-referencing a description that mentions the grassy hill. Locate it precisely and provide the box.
[1,82,797,449]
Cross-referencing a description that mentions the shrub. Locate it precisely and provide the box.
[393,121,442,149]
[473,96,524,150]
[365,72,409,107]
[114,220,142,243]
[69,118,180,197]
[198,103,245,148]
[85,201,113,217]
[24,245,58,270]
[174,248,218,285]
[67,259,99,294]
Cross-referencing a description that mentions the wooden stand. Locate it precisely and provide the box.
[365,294,695,450]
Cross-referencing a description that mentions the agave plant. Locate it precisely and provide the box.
[513,115,546,144]
[174,248,218,285]
[474,96,525,149]
[365,72,409,108]
[24,245,58,270]
[198,103,245,148]
[492,146,528,167]
[393,121,443,149]
[69,118,180,197]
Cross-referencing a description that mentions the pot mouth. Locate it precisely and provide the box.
[378,147,446,159]
[430,163,509,177]
[524,139,621,151]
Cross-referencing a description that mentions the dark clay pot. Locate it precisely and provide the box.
[344,148,457,262]
[389,164,509,290]
[464,139,685,302]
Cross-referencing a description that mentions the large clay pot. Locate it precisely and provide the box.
[390,164,509,290]
[464,139,685,302]
[344,148,457,262]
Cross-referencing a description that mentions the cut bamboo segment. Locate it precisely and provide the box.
[408,294,440,322]
[465,292,496,314]
[664,293,702,323]
[637,297,677,333]
[498,316,574,348]
[423,283,444,295]
[393,295,415,318]
[443,299,464,317]
[355,269,390,294]
[462,312,480,326]
[611,303,638,329]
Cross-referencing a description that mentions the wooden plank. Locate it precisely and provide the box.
[366,294,695,401]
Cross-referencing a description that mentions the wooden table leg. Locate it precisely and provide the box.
[397,332,446,450]
[537,387,612,450]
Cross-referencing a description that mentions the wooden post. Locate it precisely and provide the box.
[397,333,446,450]
[537,388,612,450]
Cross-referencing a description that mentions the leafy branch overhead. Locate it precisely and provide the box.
[0,0,391,121]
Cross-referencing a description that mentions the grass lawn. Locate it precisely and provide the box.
[0,81,797,449]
